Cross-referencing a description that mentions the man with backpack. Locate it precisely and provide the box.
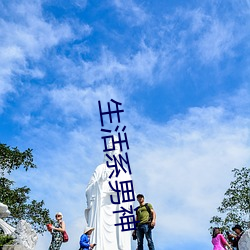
[133,194,156,250]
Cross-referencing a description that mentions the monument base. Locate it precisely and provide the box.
[1,245,26,250]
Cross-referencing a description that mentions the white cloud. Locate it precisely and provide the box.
[196,20,235,63]
[73,0,87,9]
[0,2,73,58]
[128,105,250,248]
[159,7,240,68]
[82,48,127,85]
[0,1,74,110]
[0,45,25,110]
[112,0,148,26]
[189,8,210,33]
[81,45,158,86]
[48,84,124,121]
[224,84,250,114]
[127,43,158,84]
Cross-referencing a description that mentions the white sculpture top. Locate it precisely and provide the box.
[0,202,15,235]
[85,136,133,250]
[13,220,38,250]
[0,202,37,250]
[0,202,11,218]
[238,229,250,250]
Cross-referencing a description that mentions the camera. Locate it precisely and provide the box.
[132,231,137,240]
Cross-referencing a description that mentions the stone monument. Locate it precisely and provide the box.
[0,203,15,235]
[0,203,38,250]
[85,136,133,250]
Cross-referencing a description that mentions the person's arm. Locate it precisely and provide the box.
[225,241,232,250]
[132,213,138,235]
[150,208,156,227]
[220,234,232,250]
[229,233,237,238]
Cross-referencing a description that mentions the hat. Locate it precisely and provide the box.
[232,225,243,231]
[55,212,63,218]
[84,227,95,234]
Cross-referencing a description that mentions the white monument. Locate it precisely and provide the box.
[85,136,133,250]
[0,202,38,250]
[239,229,250,250]
[13,220,38,250]
[0,202,15,235]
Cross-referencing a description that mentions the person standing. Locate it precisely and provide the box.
[211,227,232,250]
[49,212,66,250]
[79,227,96,250]
[231,225,244,250]
[133,194,156,250]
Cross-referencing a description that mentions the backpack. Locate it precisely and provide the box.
[136,203,154,229]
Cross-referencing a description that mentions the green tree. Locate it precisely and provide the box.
[0,143,52,233]
[210,167,250,232]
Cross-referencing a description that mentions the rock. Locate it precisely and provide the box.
[239,229,250,250]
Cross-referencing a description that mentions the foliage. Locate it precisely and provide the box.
[210,167,250,232]
[0,143,52,233]
[0,144,36,176]
[0,234,14,246]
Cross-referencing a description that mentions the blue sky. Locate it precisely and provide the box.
[1,0,250,249]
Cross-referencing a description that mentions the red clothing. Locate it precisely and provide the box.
[212,234,227,250]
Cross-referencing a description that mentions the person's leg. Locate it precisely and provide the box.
[53,238,62,250]
[49,234,62,250]
[57,240,63,250]
[48,243,52,250]
[136,224,146,250]
[145,226,155,250]
[49,238,55,250]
